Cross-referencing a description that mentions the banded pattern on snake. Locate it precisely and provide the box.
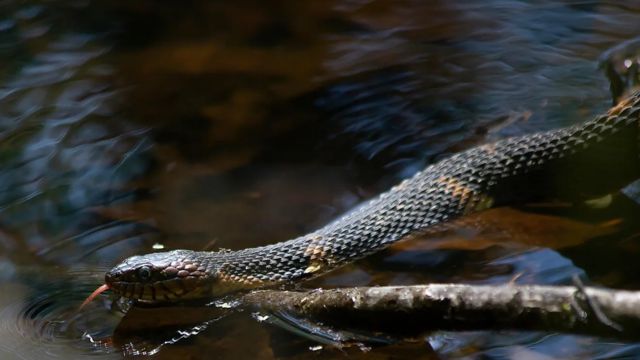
[91,91,640,303]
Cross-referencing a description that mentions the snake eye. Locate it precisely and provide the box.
[138,266,151,281]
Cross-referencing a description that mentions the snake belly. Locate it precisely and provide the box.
[104,92,640,302]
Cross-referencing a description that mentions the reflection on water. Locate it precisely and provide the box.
[1,0,640,358]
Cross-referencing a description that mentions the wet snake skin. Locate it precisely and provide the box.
[105,91,640,302]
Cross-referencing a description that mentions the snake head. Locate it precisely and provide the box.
[105,250,218,302]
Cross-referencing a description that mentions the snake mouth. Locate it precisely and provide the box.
[80,278,212,309]
[107,278,208,302]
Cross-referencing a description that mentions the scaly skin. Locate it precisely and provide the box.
[104,92,640,303]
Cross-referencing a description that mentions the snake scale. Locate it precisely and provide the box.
[93,91,640,303]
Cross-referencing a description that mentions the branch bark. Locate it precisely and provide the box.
[240,284,640,340]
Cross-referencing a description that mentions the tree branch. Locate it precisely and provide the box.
[241,284,640,339]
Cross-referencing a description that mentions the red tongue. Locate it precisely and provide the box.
[80,284,110,310]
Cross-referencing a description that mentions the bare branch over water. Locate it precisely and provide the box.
[242,284,640,339]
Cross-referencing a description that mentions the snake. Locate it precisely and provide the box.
[83,91,640,305]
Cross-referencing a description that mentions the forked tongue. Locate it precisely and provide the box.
[80,284,110,310]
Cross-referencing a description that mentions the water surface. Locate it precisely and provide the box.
[2,1,640,358]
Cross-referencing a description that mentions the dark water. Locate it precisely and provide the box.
[2,0,640,358]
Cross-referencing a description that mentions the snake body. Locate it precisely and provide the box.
[105,92,640,302]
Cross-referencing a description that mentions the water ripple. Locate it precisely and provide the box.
[0,270,120,359]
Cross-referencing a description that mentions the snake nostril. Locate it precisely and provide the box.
[105,269,125,285]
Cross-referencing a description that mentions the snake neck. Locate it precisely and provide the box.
[205,92,640,291]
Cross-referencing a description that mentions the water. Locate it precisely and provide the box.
[1,0,640,358]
